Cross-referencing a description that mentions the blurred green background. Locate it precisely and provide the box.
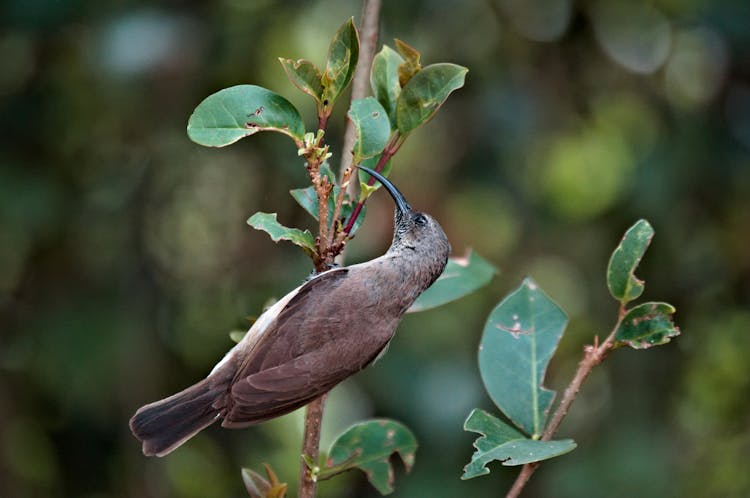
[2,0,749,497]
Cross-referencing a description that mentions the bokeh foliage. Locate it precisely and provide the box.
[1,0,749,497]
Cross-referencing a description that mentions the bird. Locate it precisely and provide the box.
[129,165,450,457]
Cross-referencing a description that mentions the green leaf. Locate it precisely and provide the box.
[187,85,305,146]
[408,249,497,313]
[462,409,576,479]
[394,39,421,87]
[607,219,655,303]
[319,419,417,495]
[348,97,391,163]
[321,18,359,110]
[396,63,468,135]
[371,45,404,127]
[278,58,324,104]
[247,212,315,255]
[289,186,319,220]
[479,278,567,437]
[241,464,287,498]
[615,302,680,349]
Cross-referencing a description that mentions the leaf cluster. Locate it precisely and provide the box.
[186,19,467,268]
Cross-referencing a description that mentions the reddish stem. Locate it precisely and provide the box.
[342,134,401,234]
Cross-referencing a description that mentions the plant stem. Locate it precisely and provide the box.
[505,305,627,498]
[297,2,382,498]
[299,393,328,498]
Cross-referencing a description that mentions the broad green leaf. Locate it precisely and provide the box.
[371,46,404,127]
[479,278,567,437]
[319,419,417,495]
[247,212,315,255]
[187,85,305,146]
[348,97,391,163]
[321,18,359,110]
[395,39,421,86]
[607,219,655,303]
[278,58,324,104]
[241,464,287,498]
[615,302,680,349]
[462,409,576,479]
[408,249,497,313]
[396,63,468,135]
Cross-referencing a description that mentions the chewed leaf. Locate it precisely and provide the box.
[247,212,315,255]
[371,46,404,127]
[396,63,467,134]
[607,219,655,304]
[408,249,496,313]
[615,302,680,349]
[322,18,359,110]
[462,409,576,479]
[188,85,305,146]
[479,279,567,437]
[319,419,417,495]
[279,58,324,104]
[348,97,391,163]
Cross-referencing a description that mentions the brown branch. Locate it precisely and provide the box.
[339,0,382,189]
[299,393,328,498]
[505,305,627,498]
[298,3,382,498]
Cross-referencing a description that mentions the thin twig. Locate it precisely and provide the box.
[505,305,627,498]
[298,2,382,498]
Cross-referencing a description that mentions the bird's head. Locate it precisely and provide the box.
[358,166,450,277]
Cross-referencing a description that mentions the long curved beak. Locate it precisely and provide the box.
[358,165,411,215]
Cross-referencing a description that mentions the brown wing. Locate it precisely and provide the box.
[221,266,399,426]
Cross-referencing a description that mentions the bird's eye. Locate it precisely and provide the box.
[414,214,427,226]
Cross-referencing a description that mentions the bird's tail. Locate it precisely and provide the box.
[129,378,226,457]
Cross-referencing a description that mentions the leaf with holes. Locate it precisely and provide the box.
[371,45,404,127]
[615,302,680,349]
[396,63,467,135]
[187,85,305,146]
[408,249,496,313]
[247,212,315,255]
[318,419,417,495]
[607,219,655,304]
[278,58,324,104]
[462,409,576,479]
[321,18,359,111]
[348,97,391,163]
[478,278,567,438]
